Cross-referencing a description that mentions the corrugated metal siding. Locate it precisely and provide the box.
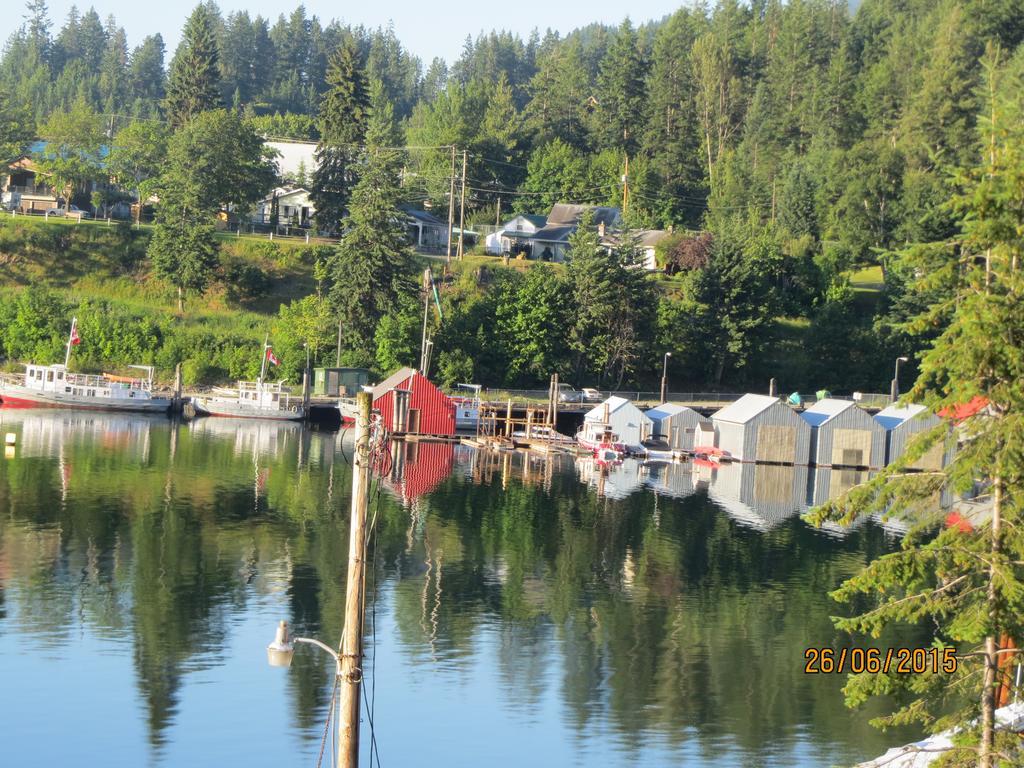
[608,402,652,445]
[373,370,455,435]
[814,405,887,469]
[887,411,944,468]
[730,402,810,464]
[652,408,709,450]
[715,420,747,459]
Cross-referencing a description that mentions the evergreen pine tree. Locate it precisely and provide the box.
[164,4,222,128]
[643,8,706,226]
[129,34,166,114]
[310,36,369,234]
[327,86,412,363]
[0,85,33,165]
[590,19,648,155]
[809,51,1024,767]
[566,212,655,386]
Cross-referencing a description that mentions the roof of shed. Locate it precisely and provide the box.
[647,403,686,420]
[585,396,651,422]
[646,403,706,422]
[712,394,781,424]
[874,402,930,430]
[801,398,856,427]
[371,367,417,400]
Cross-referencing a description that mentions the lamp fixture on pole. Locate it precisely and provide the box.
[891,356,909,402]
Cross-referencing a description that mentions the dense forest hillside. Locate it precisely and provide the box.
[1,0,1023,391]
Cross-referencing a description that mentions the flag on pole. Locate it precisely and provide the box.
[266,347,280,366]
[69,319,81,346]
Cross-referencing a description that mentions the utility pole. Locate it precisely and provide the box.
[446,146,456,263]
[337,391,372,768]
[420,268,431,374]
[457,150,467,260]
[622,154,630,216]
[495,196,501,227]
[336,317,343,367]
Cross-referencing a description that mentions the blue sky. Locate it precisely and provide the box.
[4,1,687,65]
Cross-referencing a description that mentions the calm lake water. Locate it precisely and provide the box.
[0,410,921,767]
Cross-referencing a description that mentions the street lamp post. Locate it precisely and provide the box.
[267,391,373,768]
[891,356,909,402]
[660,352,672,404]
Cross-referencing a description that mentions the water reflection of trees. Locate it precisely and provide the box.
[0,419,921,761]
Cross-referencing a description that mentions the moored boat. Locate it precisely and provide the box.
[576,419,628,457]
[452,383,482,431]
[190,340,305,421]
[0,318,171,413]
[692,445,733,463]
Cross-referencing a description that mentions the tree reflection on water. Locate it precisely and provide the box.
[0,411,922,766]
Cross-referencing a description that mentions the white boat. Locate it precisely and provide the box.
[190,339,305,421]
[0,318,171,413]
[0,363,171,413]
[452,383,482,431]
[576,420,627,456]
[338,397,359,423]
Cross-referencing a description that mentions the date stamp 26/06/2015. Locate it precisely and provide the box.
[804,647,959,675]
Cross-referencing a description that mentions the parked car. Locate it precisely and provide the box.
[581,388,603,402]
[556,384,584,403]
[45,205,91,219]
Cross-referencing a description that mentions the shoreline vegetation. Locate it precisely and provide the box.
[0,212,888,393]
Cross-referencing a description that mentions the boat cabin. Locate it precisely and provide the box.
[236,380,292,410]
[22,363,155,400]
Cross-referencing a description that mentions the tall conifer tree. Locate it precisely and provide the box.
[810,51,1024,767]
[328,86,412,363]
[591,19,648,155]
[164,4,222,128]
[310,37,369,234]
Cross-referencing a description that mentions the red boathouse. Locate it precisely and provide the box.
[372,367,455,436]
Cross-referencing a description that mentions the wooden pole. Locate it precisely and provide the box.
[337,391,372,768]
[505,399,513,438]
[446,146,456,263]
[622,154,630,216]
[419,268,431,373]
[457,150,467,260]
[552,372,559,431]
[336,317,343,368]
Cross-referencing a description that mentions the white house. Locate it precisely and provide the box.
[405,208,449,251]
[485,214,548,255]
[712,393,811,464]
[800,398,887,469]
[601,228,672,270]
[252,187,314,228]
[527,204,621,262]
[264,139,317,181]
[583,396,653,450]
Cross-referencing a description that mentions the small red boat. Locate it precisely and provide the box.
[691,445,732,463]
